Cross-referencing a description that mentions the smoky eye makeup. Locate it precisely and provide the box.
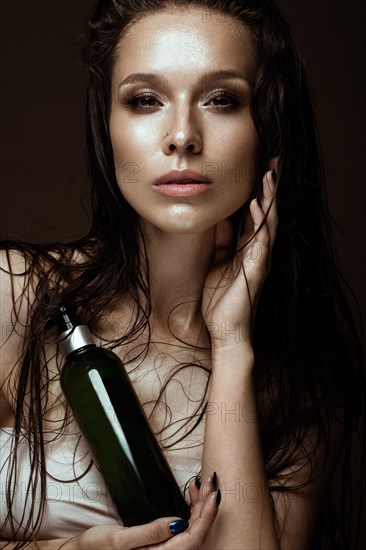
[114,67,253,107]
[118,84,249,113]
[203,87,249,108]
[120,90,164,111]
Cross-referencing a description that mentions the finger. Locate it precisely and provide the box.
[190,472,217,522]
[200,473,216,502]
[150,490,219,550]
[187,497,204,525]
[237,199,271,285]
[249,168,277,242]
[173,490,219,548]
[241,170,277,277]
[268,155,280,176]
[125,517,189,549]
[188,477,201,507]
[241,164,278,248]
[244,198,270,249]
[261,170,278,246]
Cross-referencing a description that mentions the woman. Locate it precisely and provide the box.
[0,0,364,548]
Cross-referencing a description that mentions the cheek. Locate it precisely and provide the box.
[216,127,259,192]
[213,125,259,213]
[231,120,258,161]
[109,126,140,191]
[110,113,159,155]
[109,116,161,193]
[210,117,258,171]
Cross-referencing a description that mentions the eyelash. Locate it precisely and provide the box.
[122,90,243,111]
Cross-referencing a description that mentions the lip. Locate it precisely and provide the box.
[154,169,212,186]
[153,169,212,197]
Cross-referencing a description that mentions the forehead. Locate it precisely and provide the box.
[111,7,257,86]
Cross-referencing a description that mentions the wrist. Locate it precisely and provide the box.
[211,342,254,368]
[208,321,252,350]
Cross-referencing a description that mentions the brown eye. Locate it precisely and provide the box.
[212,95,235,106]
[123,93,162,111]
[205,91,242,109]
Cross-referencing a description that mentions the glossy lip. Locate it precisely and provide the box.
[153,169,212,196]
[153,182,211,196]
[153,169,212,186]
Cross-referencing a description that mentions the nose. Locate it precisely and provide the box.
[162,104,203,155]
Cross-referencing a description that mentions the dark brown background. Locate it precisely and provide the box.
[1,0,365,546]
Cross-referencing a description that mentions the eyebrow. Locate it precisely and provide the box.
[117,70,251,90]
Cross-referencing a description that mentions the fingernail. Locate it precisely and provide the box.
[271,169,277,183]
[169,519,189,535]
[195,475,201,489]
[216,489,221,507]
[212,471,217,489]
[256,196,262,208]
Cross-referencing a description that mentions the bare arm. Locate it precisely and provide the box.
[201,345,279,549]
[200,169,341,548]
[200,344,341,549]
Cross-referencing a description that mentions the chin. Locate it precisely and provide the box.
[157,220,206,234]
[140,205,215,234]
[141,214,218,236]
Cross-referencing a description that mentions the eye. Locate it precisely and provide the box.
[205,90,243,109]
[122,92,163,111]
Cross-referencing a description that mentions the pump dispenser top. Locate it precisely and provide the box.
[56,306,95,356]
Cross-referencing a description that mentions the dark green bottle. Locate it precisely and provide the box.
[57,307,190,527]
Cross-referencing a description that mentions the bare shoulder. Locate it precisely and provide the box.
[0,249,30,357]
[0,244,93,428]
[0,245,87,385]
[0,249,33,424]
[1,247,29,299]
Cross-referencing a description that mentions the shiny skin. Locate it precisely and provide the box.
[109,7,258,235]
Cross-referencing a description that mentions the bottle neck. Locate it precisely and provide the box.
[59,325,96,357]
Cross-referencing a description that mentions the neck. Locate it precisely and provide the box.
[138,222,216,346]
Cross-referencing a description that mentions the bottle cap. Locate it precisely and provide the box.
[56,307,95,356]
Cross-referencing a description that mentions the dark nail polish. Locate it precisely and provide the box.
[195,476,201,489]
[216,489,221,507]
[271,169,277,183]
[212,471,217,489]
[256,196,262,208]
[169,519,189,535]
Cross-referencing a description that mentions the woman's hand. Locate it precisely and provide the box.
[202,169,278,350]
[60,476,219,550]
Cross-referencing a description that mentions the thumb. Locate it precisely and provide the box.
[131,517,189,548]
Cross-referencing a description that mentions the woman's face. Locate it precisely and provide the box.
[109,7,258,234]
